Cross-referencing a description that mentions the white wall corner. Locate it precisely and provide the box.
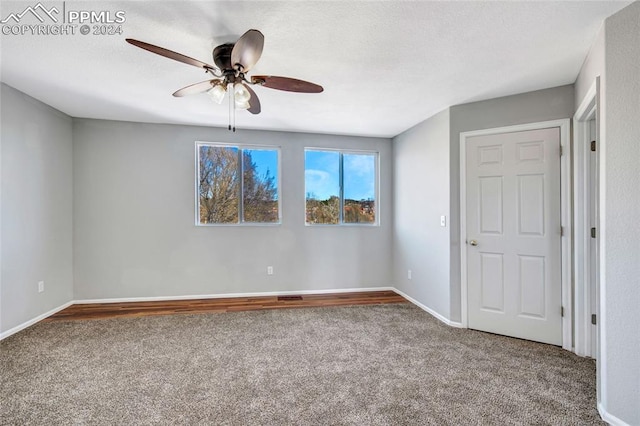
[393,287,463,328]
[0,301,73,340]
[598,402,631,426]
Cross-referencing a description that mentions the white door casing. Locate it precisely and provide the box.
[464,127,562,345]
[573,80,600,359]
[588,118,599,359]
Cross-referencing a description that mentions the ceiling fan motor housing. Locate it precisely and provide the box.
[213,43,234,71]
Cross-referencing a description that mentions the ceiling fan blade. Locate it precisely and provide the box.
[251,76,323,93]
[243,84,261,114]
[126,39,215,71]
[172,80,222,97]
[230,30,264,72]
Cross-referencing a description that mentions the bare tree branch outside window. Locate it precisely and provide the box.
[198,145,279,224]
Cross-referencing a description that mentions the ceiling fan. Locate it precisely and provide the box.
[126,30,323,131]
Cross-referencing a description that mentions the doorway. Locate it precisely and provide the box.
[460,120,572,349]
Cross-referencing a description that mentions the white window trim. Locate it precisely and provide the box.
[195,141,282,226]
[304,147,380,226]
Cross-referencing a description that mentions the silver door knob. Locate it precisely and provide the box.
[469,240,478,246]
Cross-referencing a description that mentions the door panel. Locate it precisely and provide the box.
[480,177,503,234]
[518,255,545,318]
[518,174,545,235]
[480,253,504,312]
[466,127,562,345]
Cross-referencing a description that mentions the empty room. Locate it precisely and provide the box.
[1,1,638,424]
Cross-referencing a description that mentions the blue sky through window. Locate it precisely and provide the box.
[246,149,278,195]
[344,153,375,201]
[305,150,376,201]
[305,150,339,200]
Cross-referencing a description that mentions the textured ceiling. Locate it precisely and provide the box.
[0,1,630,137]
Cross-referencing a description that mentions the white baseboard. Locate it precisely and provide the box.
[392,288,463,328]
[2,287,463,341]
[73,286,395,304]
[598,402,631,426]
[0,301,73,340]
[2,288,396,340]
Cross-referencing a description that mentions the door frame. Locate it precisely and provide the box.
[573,79,599,358]
[460,119,572,351]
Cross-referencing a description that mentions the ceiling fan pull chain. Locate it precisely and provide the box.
[232,83,236,132]
[228,82,232,131]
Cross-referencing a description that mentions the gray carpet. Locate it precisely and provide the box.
[1,304,602,425]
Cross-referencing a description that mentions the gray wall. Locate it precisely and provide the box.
[393,109,451,318]
[575,25,604,109]
[1,83,74,334]
[600,2,640,423]
[73,119,392,300]
[448,85,575,322]
[573,13,607,417]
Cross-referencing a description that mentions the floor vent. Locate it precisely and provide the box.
[278,295,303,301]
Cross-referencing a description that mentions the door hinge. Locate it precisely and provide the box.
[560,226,564,237]
[591,140,596,152]
[561,306,565,317]
[591,314,597,325]
[560,146,563,156]
[591,227,597,238]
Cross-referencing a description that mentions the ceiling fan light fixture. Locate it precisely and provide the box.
[235,100,250,110]
[207,83,226,104]
[234,83,251,103]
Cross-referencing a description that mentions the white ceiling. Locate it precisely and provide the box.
[0,1,630,138]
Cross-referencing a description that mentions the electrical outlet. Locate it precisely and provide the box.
[440,215,447,227]
[407,270,412,280]
[38,281,45,293]
[267,266,274,275]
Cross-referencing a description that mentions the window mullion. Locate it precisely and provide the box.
[339,152,344,224]
[238,148,243,224]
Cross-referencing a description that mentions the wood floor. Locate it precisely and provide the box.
[46,291,407,321]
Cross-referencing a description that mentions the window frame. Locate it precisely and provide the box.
[195,141,282,226]
[304,147,380,226]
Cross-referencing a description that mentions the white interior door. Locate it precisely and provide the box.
[466,127,562,345]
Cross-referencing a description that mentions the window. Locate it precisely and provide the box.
[196,143,279,225]
[305,149,378,225]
